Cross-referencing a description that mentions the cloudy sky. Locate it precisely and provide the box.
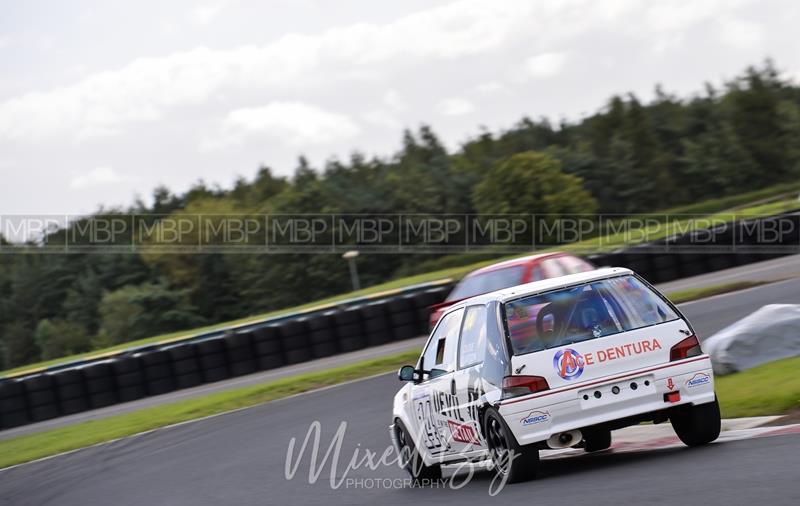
[1,0,799,215]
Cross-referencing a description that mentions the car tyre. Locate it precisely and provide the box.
[584,429,612,452]
[393,419,442,483]
[483,408,539,483]
[670,397,721,447]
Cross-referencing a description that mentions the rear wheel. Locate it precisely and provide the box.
[670,398,721,447]
[484,408,539,483]
[584,429,612,452]
[393,420,442,482]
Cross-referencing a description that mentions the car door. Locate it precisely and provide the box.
[450,304,489,454]
[409,308,464,459]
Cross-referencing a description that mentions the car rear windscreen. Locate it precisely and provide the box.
[447,265,525,301]
[504,275,679,356]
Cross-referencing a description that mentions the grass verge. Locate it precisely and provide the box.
[665,280,776,304]
[1,350,798,469]
[717,355,800,418]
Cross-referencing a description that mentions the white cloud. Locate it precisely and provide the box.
[474,81,508,94]
[191,4,225,26]
[0,0,771,150]
[715,18,763,49]
[362,109,402,129]
[641,0,757,53]
[69,167,130,189]
[383,89,408,112]
[437,97,475,116]
[206,102,360,149]
[644,0,748,31]
[0,0,545,143]
[524,52,567,78]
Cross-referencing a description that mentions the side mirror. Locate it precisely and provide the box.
[398,365,416,382]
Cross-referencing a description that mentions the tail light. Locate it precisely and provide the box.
[670,335,702,361]
[502,375,550,399]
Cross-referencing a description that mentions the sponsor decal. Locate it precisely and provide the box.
[553,348,585,380]
[411,388,430,401]
[685,372,711,388]
[447,420,481,445]
[520,410,550,426]
[582,339,662,366]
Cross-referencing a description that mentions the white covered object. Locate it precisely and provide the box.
[703,304,800,375]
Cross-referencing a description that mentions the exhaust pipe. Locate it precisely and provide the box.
[547,430,582,449]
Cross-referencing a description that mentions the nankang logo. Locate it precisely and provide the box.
[520,410,550,426]
[685,373,711,388]
[553,348,585,380]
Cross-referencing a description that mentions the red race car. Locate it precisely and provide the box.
[429,252,595,330]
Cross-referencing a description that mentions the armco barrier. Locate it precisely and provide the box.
[3,210,800,431]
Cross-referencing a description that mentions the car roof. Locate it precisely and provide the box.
[466,251,567,276]
[446,267,634,311]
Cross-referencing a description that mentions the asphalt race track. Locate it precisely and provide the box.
[2,278,800,505]
[679,277,800,339]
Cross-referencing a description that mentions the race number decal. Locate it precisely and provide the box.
[414,395,448,455]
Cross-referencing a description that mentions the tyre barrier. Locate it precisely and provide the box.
[196,337,230,384]
[22,374,60,423]
[387,295,420,341]
[409,286,451,334]
[51,368,88,415]
[225,331,257,377]
[251,325,285,370]
[83,362,118,409]
[332,306,366,352]
[360,300,392,347]
[307,311,339,359]
[112,355,146,403]
[168,343,203,389]
[277,319,312,364]
[0,379,29,429]
[135,350,176,396]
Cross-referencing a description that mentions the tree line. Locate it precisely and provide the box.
[1,60,799,369]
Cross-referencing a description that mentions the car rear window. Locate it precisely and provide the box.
[447,265,525,301]
[503,275,679,356]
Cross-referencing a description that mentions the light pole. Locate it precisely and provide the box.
[342,250,361,291]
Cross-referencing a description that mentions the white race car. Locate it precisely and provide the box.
[391,268,720,483]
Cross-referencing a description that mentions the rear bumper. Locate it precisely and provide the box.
[499,355,715,446]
